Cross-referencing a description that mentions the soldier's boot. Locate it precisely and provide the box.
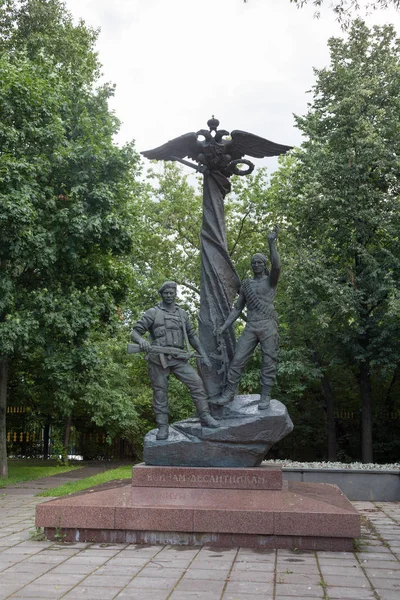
[196,398,220,428]
[258,388,271,411]
[200,412,220,428]
[211,385,235,406]
[155,416,169,440]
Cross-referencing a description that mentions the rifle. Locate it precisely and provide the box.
[127,343,201,361]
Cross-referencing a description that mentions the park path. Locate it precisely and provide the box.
[0,486,399,599]
[1,463,124,496]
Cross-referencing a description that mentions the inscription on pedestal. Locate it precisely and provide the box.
[132,465,282,490]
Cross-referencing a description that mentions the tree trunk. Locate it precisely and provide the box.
[385,364,399,416]
[359,360,373,463]
[0,356,8,478]
[43,419,50,460]
[320,372,337,461]
[311,351,337,461]
[62,416,72,466]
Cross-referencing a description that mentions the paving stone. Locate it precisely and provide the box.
[277,556,318,565]
[232,561,275,572]
[92,565,141,577]
[274,582,323,597]
[366,568,400,578]
[0,584,27,599]
[163,543,199,552]
[87,543,129,550]
[315,551,356,559]
[26,554,68,564]
[275,572,322,585]
[105,556,154,567]
[375,590,400,600]
[157,551,200,560]
[0,571,38,584]
[5,562,53,574]
[236,553,276,563]
[10,583,75,598]
[78,549,120,557]
[62,586,123,599]
[119,545,162,554]
[274,596,309,600]
[183,568,229,580]
[224,580,274,595]
[33,572,89,586]
[1,547,41,556]
[317,556,359,566]
[60,555,110,566]
[198,548,238,558]
[228,569,274,582]
[125,577,179,590]
[319,564,366,576]
[174,578,225,593]
[358,551,398,559]
[189,559,233,570]
[358,559,400,569]
[276,563,320,574]
[115,591,170,600]
[137,566,186,579]
[48,563,100,575]
[322,574,371,587]
[223,595,272,600]
[0,559,22,570]
[80,573,133,587]
[327,587,376,599]
[169,593,223,600]
[367,577,400,590]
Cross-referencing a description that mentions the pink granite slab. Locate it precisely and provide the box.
[43,528,355,551]
[115,506,193,531]
[193,509,274,535]
[130,486,282,510]
[35,474,360,549]
[35,503,115,529]
[132,464,282,490]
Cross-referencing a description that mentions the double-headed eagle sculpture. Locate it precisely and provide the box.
[141,116,292,177]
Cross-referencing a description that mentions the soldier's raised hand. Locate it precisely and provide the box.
[267,225,279,242]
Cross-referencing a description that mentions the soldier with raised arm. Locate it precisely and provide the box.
[131,281,219,440]
[215,227,281,410]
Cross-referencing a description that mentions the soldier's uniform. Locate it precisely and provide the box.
[132,303,211,427]
[225,276,279,399]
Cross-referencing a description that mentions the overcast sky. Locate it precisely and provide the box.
[64,0,400,172]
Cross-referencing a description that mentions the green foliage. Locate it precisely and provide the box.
[0,461,81,488]
[38,464,132,497]
[267,20,400,461]
[289,1,400,27]
[0,0,139,471]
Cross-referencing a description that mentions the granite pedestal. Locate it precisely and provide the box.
[36,464,360,551]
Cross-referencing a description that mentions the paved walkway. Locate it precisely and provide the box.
[0,492,398,599]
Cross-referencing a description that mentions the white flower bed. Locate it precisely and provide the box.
[263,459,400,471]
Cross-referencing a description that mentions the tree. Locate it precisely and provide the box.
[290,1,400,26]
[244,1,400,27]
[0,0,138,476]
[268,20,400,462]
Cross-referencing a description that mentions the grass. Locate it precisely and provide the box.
[38,465,132,497]
[0,460,82,488]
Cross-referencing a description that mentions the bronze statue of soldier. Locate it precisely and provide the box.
[131,281,219,440]
[215,227,281,409]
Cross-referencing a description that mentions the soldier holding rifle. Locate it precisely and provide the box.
[130,281,219,440]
